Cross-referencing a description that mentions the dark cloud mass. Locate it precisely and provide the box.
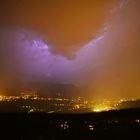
[0,0,140,99]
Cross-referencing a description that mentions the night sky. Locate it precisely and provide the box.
[0,0,140,99]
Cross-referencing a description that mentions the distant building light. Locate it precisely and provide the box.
[60,121,69,130]
[136,119,140,124]
[89,125,94,131]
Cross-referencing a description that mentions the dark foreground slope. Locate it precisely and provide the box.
[0,109,140,140]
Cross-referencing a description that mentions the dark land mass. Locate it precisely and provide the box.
[0,108,140,140]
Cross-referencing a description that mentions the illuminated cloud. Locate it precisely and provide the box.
[0,0,140,100]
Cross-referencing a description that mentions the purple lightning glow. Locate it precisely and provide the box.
[3,25,107,84]
[0,0,130,86]
[1,0,140,100]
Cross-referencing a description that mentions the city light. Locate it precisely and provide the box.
[0,93,139,113]
[89,125,94,131]
[93,108,102,112]
[92,104,114,112]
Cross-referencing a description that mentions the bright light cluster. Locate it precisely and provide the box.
[93,105,112,112]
